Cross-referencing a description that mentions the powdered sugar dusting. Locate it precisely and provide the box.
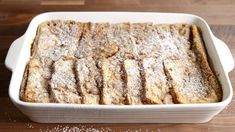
[24,21,219,104]
[37,124,163,132]
[36,21,80,61]
[39,125,112,132]
[76,57,101,104]
[50,57,81,103]
[101,59,125,104]
[143,57,169,103]
[124,59,143,104]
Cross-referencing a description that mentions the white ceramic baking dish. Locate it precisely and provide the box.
[5,12,234,123]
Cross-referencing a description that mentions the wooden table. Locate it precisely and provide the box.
[1,0,235,131]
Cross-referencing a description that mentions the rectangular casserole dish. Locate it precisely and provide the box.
[5,12,234,123]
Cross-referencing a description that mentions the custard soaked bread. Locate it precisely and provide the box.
[50,56,81,104]
[32,20,83,61]
[75,57,101,104]
[124,59,143,104]
[21,57,50,103]
[100,59,125,105]
[142,57,173,104]
[20,20,222,104]
[164,57,219,103]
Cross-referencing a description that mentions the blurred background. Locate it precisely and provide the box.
[0,0,235,25]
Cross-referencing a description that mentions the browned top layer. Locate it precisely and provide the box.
[20,20,222,104]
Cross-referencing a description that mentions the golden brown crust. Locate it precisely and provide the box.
[164,57,218,104]
[75,57,101,104]
[19,65,29,101]
[124,59,143,105]
[33,20,82,61]
[142,57,172,104]
[50,56,81,104]
[21,21,222,104]
[101,59,125,105]
[23,57,50,103]
[191,25,222,101]
[76,23,118,59]
[157,25,222,104]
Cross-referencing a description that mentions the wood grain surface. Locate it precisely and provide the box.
[0,0,235,131]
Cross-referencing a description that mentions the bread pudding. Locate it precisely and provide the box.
[20,20,222,104]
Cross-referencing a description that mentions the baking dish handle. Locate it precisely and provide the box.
[214,37,234,73]
[5,35,25,72]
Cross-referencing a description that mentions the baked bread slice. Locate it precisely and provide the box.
[33,20,82,61]
[77,23,119,59]
[50,56,81,103]
[123,59,143,104]
[162,25,221,104]
[101,59,125,105]
[164,56,219,103]
[169,24,191,51]
[108,23,134,60]
[142,57,173,104]
[22,57,50,103]
[170,24,190,39]
[75,57,101,104]
[191,25,222,101]
[130,23,162,59]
